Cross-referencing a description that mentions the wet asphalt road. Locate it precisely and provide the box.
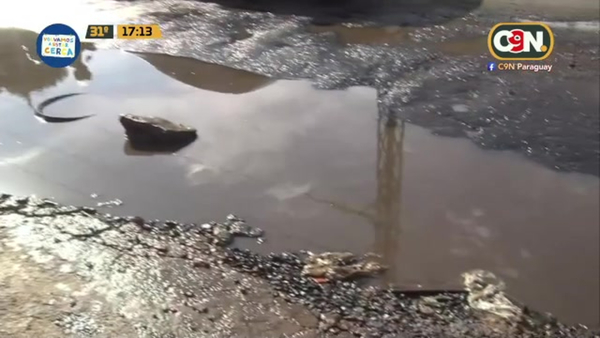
[1,0,599,336]
[100,0,600,177]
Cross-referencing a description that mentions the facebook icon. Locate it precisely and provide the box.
[487,62,496,71]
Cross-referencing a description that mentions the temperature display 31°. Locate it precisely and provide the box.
[85,25,114,39]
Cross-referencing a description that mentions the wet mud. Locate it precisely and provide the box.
[1,194,598,338]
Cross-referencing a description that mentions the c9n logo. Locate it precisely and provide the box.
[488,23,554,61]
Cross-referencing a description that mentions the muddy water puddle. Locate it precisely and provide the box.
[308,25,413,45]
[308,23,491,57]
[1,30,599,327]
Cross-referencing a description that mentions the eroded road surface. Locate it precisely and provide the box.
[1,194,598,338]
[1,0,599,336]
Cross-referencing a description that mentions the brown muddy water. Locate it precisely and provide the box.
[1,28,599,329]
[308,25,412,45]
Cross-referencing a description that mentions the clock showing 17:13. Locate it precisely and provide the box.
[117,24,163,40]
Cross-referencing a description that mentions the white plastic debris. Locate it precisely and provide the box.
[462,269,523,320]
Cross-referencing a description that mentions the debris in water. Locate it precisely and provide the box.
[34,93,94,123]
[226,214,241,222]
[462,269,523,320]
[229,220,264,237]
[199,215,264,246]
[212,223,234,244]
[301,252,387,281]
[96,199,123,208]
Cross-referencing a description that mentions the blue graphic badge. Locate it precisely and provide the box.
[487,62,496,71]
[37,24,81,68]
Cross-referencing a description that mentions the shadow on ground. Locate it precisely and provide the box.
[117,0,482,26]
[123,137,197,155]
[205,0,482,25]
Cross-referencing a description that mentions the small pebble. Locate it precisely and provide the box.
[194,305,208,314]
[193,260,210,269]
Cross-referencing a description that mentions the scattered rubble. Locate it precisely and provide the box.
[463,269,523,321]
[200,214,264,246]
[96,198,123,208]
[301,251,387,282]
